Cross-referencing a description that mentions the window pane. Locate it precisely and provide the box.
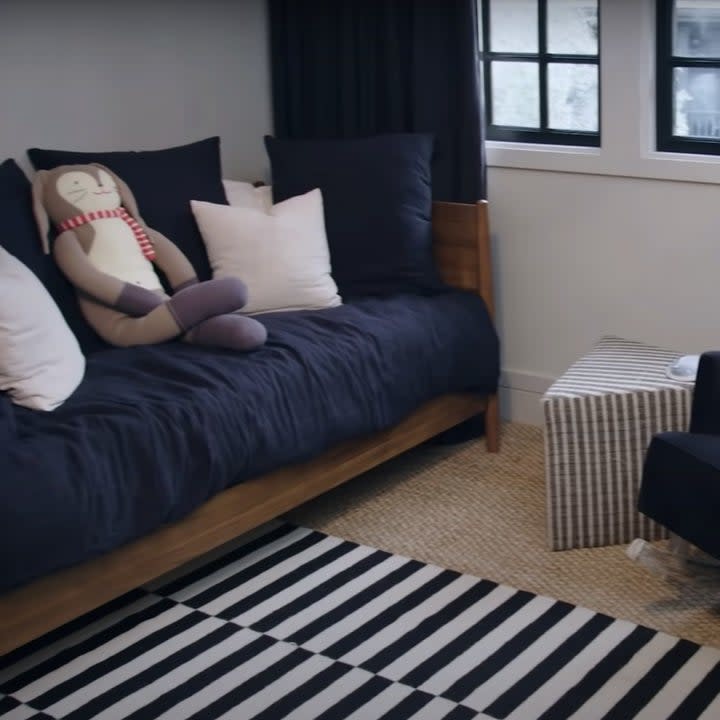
[490,0,538,53]
[548,63,598,131]
[547,0,598,55]
[491,61,540,128]
[673,66,720,138]
[674,0,720,58]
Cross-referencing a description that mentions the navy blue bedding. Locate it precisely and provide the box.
[0,292,498,591]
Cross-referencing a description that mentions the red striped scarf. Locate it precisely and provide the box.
[57,208,156,261]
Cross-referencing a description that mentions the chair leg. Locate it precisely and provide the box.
[670,533,720,568]
[627,539,679,578]
[669,533,691,557]
[485,394,500,453]
[627,537,720,584]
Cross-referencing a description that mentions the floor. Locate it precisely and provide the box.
[287,422,720,649]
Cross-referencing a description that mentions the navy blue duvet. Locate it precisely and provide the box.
[0,292,498,591]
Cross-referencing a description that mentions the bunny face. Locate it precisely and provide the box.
[33,163,146,254]
[55,168,121,213]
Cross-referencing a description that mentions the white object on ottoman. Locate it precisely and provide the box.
[542,336,693,551]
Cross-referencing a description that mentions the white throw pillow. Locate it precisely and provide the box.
[0,247,85,410]
[192,188,342,314]
[222,179,272,212]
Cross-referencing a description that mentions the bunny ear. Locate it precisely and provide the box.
[91,163,145,223]
[31,170,51,254]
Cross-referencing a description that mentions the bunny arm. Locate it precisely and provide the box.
[146,229,198,290]
[53,230,161,315]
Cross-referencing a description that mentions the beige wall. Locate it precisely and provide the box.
[0,0,272,181]
[490,1,720,424]
[490,167,720,423]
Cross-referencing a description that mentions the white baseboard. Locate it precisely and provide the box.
[498,370,556,426]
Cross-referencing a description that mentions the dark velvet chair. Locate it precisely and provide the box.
[638,352,720,561]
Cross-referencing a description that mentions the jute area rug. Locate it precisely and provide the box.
[288,422,720,650]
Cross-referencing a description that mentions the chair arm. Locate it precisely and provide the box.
[689,351,720,434]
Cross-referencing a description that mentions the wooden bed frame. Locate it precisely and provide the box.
[0,200,499,656]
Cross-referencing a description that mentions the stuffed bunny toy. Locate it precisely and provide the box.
[32,163,266,350]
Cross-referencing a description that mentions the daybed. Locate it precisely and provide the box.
[0,137,499,655]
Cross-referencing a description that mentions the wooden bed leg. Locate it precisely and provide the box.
[485,394,500,452]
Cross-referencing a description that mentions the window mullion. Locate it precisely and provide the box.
[656,0,672,150]
[481,0,494,126]
[539,0,549,131]
[671,58,720,68]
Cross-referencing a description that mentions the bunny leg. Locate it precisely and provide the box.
[165,277,248,330]
[185,314,267,351]
[79,278,253,348]
[81,299,183,346]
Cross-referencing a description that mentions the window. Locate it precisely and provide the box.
[480,0,600,147]
[486,3,720,184]
[657,0,720,154]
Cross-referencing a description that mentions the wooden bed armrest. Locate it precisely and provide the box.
[432,199,494,319]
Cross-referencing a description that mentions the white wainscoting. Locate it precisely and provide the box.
[499,369,556,426]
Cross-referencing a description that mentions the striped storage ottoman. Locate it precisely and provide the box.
[542,336,693,550]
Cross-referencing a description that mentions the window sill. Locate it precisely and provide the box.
[487,140,720,185]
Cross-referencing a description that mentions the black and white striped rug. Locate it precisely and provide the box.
[2,523,720,720]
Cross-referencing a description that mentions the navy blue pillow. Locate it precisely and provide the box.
[0,393,15,469]
[28,136,227,284]
[264,134,441,298]
[0,159,105,353]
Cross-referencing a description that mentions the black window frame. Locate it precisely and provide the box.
[657,0,720,154]
[480,0,601,147]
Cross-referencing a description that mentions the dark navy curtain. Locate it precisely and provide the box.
[268,0,487,202]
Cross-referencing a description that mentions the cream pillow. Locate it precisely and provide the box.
[222,179,272,212]
[192,188,341,314]
[0,247,85,410]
